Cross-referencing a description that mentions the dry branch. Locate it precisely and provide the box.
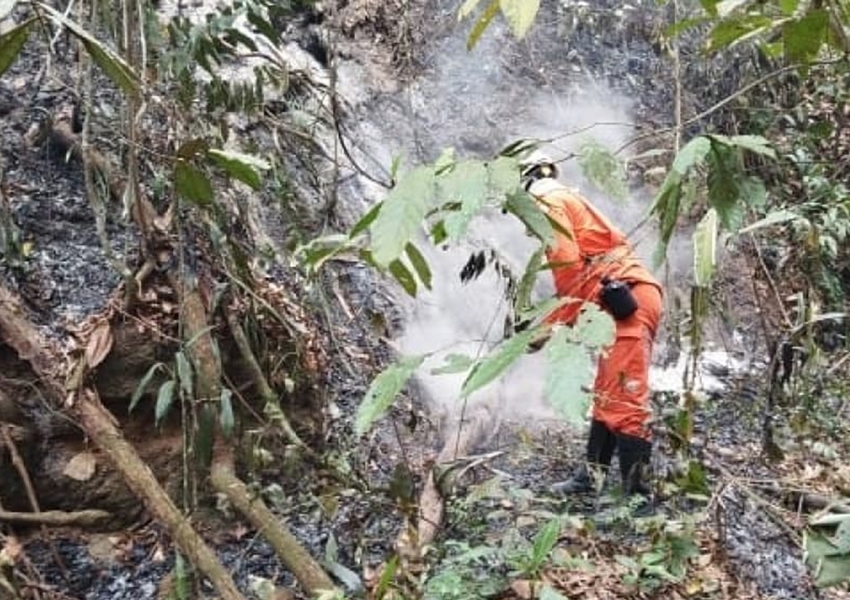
[209,450,337,597]
[77,393,247,600]
[224,309,309,452]
[0,510,111,527]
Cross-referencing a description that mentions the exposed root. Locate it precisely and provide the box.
[77,392,247,600]
[209,448,337,598]
[0,510,111,527]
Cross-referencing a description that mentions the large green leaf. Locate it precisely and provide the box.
[505,190,553,244]
[0,17,33,79]
[207,149,270,190]
[461,328,539,398]
[174,161,214,207]
[707,15,774,52]
[783,9,829,64]
[724,134,777,159]
[355,355,425,436]
[531,518,560,566]
[671,136,711,175]
[577,139,628,201]
[38,3,141,97]
[370,165,435,267]
[693,208,718,287]
[500,0,541,39]
[706,141,743,229]
[805,529,850,587]
[573,304,615,348]
[544,327,595,423]
[488,155,521,195]
[439,160,489,241]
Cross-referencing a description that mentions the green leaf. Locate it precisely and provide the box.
[834,518,850,554]
[440,160,489,240]
[693,208,718,287]
[488,155,521,196]
[505,190,553,244]
[154,380,176,426]
[220,388,235,437]
[434,147,456,174]
[467,0,499,50]
[671,136,711,175]
[779,0,798,15]
[350,203,382,239]
[175,351,194,399]
[725,134,777,159]
[389,258,418,297]
[174,161,214,207]
[500,0,541,39]
[664,16,709,38]
[461,328,539,398]
[355,355,425,436]
[207,148,270,190]
[544,327,595,423]
[805,530,850,587]
[405,242,432,290]
[577,139,628,201]
[531,518,560,566]
[38,3,141,97]
[431,353,475,375]
[783,10,828,64]
[514,246,545,314]
[129,363,162,414]
[370,165,435,267]
[573,304,615,348]
[0,18,33,80]
[738,209,800,234]
[706,141,743,229]
[707,15,773,52]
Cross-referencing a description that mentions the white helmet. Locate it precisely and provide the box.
[519,149,559,181]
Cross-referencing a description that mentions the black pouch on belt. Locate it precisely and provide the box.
[599,277,638,320]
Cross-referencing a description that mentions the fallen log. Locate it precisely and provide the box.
[209,449,337,598]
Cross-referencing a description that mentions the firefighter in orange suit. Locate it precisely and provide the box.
[519,151,663,498]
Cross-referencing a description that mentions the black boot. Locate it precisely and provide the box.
[616,433,652,497]
[551,420,616,495]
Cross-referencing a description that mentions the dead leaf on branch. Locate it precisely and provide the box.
[63,450,97,481]
[84,320,114,369]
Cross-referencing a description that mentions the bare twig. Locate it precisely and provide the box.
[0,425,68,579]
[224,308,311,452]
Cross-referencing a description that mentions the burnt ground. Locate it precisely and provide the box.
[2,3,850,600]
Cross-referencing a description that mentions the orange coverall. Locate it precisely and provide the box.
[529,179,663,440]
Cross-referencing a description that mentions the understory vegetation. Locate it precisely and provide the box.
[1,0,849,598]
